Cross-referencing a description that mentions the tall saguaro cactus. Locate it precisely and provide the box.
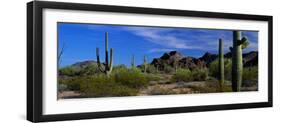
[230,31,249,92]
[143,55,147,73]
[218,38,224,90]
[96,32,114,76]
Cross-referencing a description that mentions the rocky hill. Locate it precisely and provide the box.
[70,60,98,70]
[151,51,258,70]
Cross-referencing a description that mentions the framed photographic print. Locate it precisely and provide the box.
[27,1,273,122]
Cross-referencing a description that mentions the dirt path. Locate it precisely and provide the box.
[58,91,81,99]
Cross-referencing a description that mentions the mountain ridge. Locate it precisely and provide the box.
[151,50,258,70]
[63,51,258,70]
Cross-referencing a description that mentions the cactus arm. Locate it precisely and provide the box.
[238,37,247,45]
[241,41,249,49]
[108,48,113,74]
[241,37,249,49]
[239,37,247,44]
[96,47,105,73]
[237,37,249,49]
[229,47,233,52]
[96,47,100,63]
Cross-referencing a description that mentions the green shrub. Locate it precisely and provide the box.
[139,64,146,73]
[59,66,79,76]
[243,66,258,81]
[163,64,175,74]
[171,68,193,82]
[146,64,158,73]
[59,66,152,97]
[60,76,85,91]
[79,75,138,97]
[209,59,232,80]
[58,83,68,92]
[79,63,100,75]
[113,64,127,71]
[114,67,149,88]
[171,68,208,82]
[145,74,162,81]
[192,68,208,81]
[139,64,161,74]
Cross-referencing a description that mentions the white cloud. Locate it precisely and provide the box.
[85,24,258,53]
[122,26,258,53]
[124,27,202,50]
[148,48,176,53]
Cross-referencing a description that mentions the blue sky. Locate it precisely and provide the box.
[58,23,258,67]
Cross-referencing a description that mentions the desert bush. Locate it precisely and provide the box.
[60,66,151,97]
[243,66,258,81]
[79,63,100,75]
[209,59,232,80]
[79,75,138,97]
[139,64,146,73]
[58,83,68,92]
[59,66,79,76]
[171,68,208,82]
[112,64,127,74]
[145,74,162,82]
[145,64,158,73]
[114,67,149,88]
[163,64,175,74]
[139,64,161,74]
[171,68,193,82]
[60,76,85,91]
[113,64,127,71]
[192,68,208,81]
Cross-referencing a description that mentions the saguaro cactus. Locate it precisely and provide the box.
[96,32,114,76]
[143,55,147,73]
[173,61,178,73]
[218,38,224,90]
[131,54,135,68]
[230,31,249,92]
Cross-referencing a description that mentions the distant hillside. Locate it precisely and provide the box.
[61,51,258,71]
[70,60,98,70]
[151,51,258,70]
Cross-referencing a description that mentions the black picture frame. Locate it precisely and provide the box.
[27,1,273,122]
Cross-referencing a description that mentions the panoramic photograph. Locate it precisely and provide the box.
[57,23,258,99]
